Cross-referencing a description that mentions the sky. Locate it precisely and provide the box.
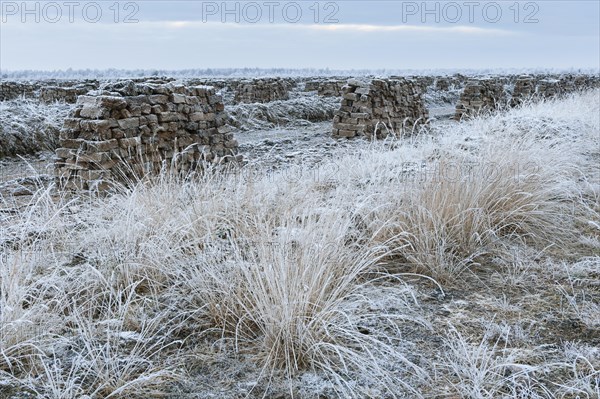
[0,0,599,71]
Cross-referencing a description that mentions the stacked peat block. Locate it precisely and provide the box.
[497,75,515,86]
[332,78,429,139]
[435,77,453,91]
[536,79,561,98]
[40,82,99,103]
[402,76,434,94]
[186,79,240,107]
[185,78,242,92]
[454,78,506,120]
[558,74,600,93]
[574,74,600,90]
[317,80,346,97]
[303,79,346,97]
[432,75,467,91]
[434,75,468,91]
[129,77,176,84]
[304,80,320,92]
[184,79,241,106]
[510,75,535,107]
[0,81,40,101]
[233,78,294,104]
[558,75,577,94]
[441,74,469,89]
[54,81,238,191]
[536,74,599,99]
[572,75,592,91]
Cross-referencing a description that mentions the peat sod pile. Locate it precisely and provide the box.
[54,81,239,190]
[332,78,429,139]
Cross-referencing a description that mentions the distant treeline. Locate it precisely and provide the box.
[2,67,598,81]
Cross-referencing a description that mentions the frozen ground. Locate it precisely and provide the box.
[1,89,599,398]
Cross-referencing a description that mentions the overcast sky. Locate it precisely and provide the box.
[1,1,598,71]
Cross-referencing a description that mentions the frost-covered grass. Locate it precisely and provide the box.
[227,96,339,130]
[1,91,599,398]
[0,99,71,158]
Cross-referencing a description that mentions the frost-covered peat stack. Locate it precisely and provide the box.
[233,78,294,104]
[0,81,40,101]
[40,82,99,103]
[454,78,506,120]
[0,79,102,102]
[434,75,465,91]
[571,74,600,91]
[400,76,434,94]
[536,79,561,98]
[332,78,429,139]
[317,80,346,97]
[304,79,346,97]
[510,75,535,106]
[303,80,320,92]
[54,81,238,190]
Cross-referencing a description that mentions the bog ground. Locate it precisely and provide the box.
[0,75,599,398]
